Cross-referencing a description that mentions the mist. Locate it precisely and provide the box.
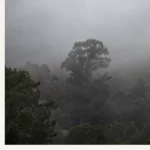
[5,0,150,144]
[6,0,150,70]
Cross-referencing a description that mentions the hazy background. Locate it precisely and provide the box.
[5,0,150,71]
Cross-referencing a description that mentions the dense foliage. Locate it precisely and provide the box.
[5,39,150,144]
[5,67,57,144]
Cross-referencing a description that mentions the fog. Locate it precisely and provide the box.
[5,1,150,144]
[6,0,150,70]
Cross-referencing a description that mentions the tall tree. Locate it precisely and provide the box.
[60,39,111,126]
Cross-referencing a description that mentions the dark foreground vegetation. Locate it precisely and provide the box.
[5,39,150,144]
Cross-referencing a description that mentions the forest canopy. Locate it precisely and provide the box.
[5,39,150,144]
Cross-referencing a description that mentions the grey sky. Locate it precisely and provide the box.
[5,0,150,69]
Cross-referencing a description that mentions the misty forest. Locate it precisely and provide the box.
[5,0,150,144]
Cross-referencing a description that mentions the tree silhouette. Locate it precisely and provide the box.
[61,39,111,86]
